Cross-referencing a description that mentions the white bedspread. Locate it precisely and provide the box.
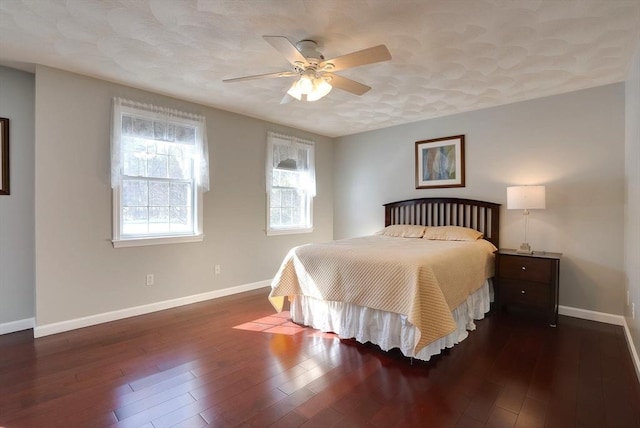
[269,235,496,353]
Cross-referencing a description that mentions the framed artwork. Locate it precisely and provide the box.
[0,118,8,195]
[415,134,465,189]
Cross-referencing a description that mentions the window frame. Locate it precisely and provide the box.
[111,103,206,248]
[266,133,315,236]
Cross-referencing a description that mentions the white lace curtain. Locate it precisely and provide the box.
[111,98,210,191]
[266,132,316,196]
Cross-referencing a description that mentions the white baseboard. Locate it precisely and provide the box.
[34,280,271,338]
[622,319,640,382]
[0,317,35,335]
[558,305,625,325]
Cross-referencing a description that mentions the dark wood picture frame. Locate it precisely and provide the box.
[0,118,8,195]
[415,134,465,189]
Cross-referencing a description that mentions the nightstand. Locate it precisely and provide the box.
[496,249,561,326]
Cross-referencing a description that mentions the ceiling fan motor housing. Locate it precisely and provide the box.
[296,40,325,64]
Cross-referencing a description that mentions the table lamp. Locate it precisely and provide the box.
[507,185,546,254]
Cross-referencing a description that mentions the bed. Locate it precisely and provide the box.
[269,197,501,362]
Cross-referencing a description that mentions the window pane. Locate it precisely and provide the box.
[122,206,149,235]
[149,206,169,222]
[154,121,175,142]
[272,169,300,187]
[293,203,302,223]
[175,125,195,144]
[170,206,192,232]
[149,207,170,233]
[284,189,295,207]
[169,143,187,157]
[170,182,191,206]
[270,189,281,207]
[122,180,148,206]
[123,152,146,176]
[281,207,292,225]
[270,208,281,226]
[131,117,155,138]
[149,181,169,206]
[155,140,169,155]
[148,154,169,178]
[169,156,191,179]
[270,188,308,229]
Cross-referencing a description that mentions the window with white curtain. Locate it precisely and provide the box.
[266,132,315,235]
[111,98,209,247]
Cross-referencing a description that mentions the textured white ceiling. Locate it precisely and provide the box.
[1,0,639,137]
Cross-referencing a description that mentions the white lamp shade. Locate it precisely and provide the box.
[286,81,303,100]
[507,186,546,210]
[287,73,333,102]
[306,78,332,101]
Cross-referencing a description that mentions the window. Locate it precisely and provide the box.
[111,98,209,247]
[266,132,315,235]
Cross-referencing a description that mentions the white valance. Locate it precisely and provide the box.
[111,98,210,191]
[266,132,316,196]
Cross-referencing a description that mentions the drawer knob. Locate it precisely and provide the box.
[521,266,526,271]
[521,290,526,294]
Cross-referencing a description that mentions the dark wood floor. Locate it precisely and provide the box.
[1,288,639,428]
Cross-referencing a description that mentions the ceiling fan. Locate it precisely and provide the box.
[223,36,392,102]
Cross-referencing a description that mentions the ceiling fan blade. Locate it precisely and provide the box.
[326,73,371,96]
[223,71,297,83]
[280,93,295,104]
[320,45,391,72]
[263,36,309,67]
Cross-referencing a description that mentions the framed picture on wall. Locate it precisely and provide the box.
[415,134,465,189]
[0,118,8,195]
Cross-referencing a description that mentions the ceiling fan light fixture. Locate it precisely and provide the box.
[306,77,332,101]
[288,72,333,102]
[286,80,303,100]
[287,71,316,101]
[298,73,315,94]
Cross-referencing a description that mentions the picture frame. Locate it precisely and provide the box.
[415,134,465,189]
[0,118,8,195]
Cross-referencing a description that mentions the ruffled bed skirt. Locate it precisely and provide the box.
[290,280,493,362]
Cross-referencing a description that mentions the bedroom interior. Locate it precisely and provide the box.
[1,0,640,426]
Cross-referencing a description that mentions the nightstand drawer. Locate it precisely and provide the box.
[498,255,551,283]
[499,280,550,309]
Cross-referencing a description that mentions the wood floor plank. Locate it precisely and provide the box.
[0,288,638,428]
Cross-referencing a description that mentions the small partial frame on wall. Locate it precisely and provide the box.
[415,134,465,189]
[0,118,8,195]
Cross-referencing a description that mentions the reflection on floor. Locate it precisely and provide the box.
[234,311,338,339]
[233,310,303,335]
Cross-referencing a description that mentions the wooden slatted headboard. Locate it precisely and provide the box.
[384,198,501,248]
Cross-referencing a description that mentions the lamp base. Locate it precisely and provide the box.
[516,243,533,254]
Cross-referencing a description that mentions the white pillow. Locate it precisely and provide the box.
[422,226,483,241]
[377,224,426,238]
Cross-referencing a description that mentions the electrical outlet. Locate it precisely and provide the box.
[214,265,221,275]
[146,274,154,286]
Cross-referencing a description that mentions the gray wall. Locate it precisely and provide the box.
[625,43,640,362]
[33,66,333,327]
[334,84,626,316]
[0,67,35,326]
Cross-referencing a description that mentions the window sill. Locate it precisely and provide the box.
[266,227,314,236]
[112,234,204,248]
